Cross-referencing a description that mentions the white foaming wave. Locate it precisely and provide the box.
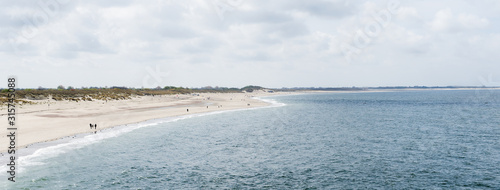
[0,121,170,174]
[0,123,152,174]
[253,97,286,107]
[195,97,286,117]
[1,113,207,174]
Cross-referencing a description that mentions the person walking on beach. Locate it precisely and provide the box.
[90,123,93,129]
[187,109,189,112]
[95,124,97,130]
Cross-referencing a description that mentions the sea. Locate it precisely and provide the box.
[1,90,499,189]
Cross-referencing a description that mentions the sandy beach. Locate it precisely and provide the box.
[0,91,291,153]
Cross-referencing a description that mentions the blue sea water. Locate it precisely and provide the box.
[1,90,499,189]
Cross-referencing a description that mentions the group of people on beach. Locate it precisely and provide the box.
[89,123,98,133]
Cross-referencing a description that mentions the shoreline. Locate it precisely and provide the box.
[1,88,497,154]
[0,96,287,172]
[0,92,294,154]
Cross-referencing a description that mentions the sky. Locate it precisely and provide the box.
[1,0,500,88]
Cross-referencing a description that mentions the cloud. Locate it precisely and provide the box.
[429,8,489,32]
[457,13,489,29]
[429,8,454,31]
[289,0,355,18]
[396,6,419,20]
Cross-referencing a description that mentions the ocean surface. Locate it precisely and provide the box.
[1,90,499,189]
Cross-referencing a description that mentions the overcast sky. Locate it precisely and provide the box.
[1,0,500,88]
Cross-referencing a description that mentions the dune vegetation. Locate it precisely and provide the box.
[0,85,266,105]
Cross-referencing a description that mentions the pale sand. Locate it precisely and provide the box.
[0,92,293,153]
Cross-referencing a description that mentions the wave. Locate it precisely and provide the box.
[254,96,286,107]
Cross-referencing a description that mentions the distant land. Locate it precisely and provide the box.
[278,86,500,91]
[1,85,499,105]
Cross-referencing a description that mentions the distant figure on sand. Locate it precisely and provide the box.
[187,109,189,112]
[95,124,97,130]
[90,123,93,129]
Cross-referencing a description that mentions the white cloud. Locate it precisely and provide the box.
[396,6,418,20]
[429,8,454,31]
[457,13,489,29]
[429,8,489,32]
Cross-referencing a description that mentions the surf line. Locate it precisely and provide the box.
[6,77,17,182]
